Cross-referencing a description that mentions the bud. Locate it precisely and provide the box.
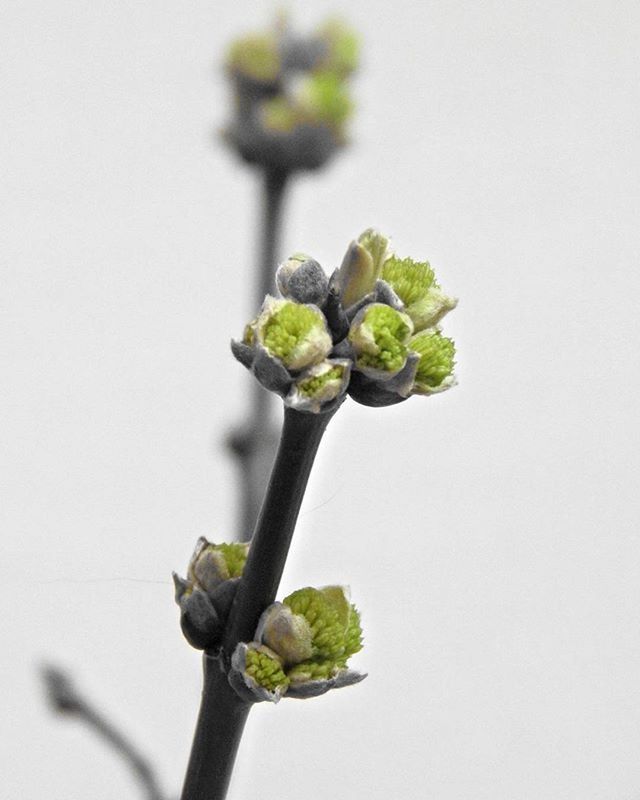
[282,585,363,664]
[244,644,289,694]
[409,330,456,395]
[226,33,281,88]
[256,296,332,371]
[348,303,414,379]
[223,17,358,173]
[276,254,329,306]
[296,71,353,135]
[316,18,359,77]
[287,659,336,683]
[381,256,457,332]
[230,585,364,703]
[256,602,314,665]
[260,96,299,134]
[285,358,351,414]
[334,229,390,309]
[187,538,249,594]
[229,642,290,703]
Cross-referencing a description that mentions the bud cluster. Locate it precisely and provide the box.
[224,18,358,172]
[232,229,457,411]
[173,538,249,651]
[229,586,365,702]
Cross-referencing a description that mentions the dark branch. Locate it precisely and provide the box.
[181,405,335,800]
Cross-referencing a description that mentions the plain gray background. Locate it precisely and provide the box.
[2,1,640,798]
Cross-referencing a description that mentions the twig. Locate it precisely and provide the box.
[181,406,335,800]
[228,168,290,541]
[41,665,167,800]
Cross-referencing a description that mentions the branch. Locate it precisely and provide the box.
[41,665,168,800]
[181,405,335,800]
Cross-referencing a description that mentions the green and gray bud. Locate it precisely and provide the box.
[281,585,363,665]
[174,537,248,651]
[409,329,456,394]
[226,33,281,87]
[381,255,457,331]
[316,18,359,77]
[224,18,358,172]
[276,254,329,306]
[256,602,314,665]
[188,538,249,593]
[230,585,365,703]
[256,296,332,371]
[334,229,390,309]
[230,642,290,703]
[285,358,351,413]
[348,303,414,379]
[233,229,457,409]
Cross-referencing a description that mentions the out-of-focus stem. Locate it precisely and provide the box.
[181,406,335,800]
[228,168,290,541]
[41,665,166,800]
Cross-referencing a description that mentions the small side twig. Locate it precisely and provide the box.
[41,665,167,800]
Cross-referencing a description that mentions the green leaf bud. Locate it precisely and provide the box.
[226,33,281,85]
[316,18,359,77]
[261,96,300,134]
[256,296,332,371]
[285,358,351,414]
[409,329,456,395]
[232,585,365,703]
[382,256,457,331]
[244,645,290,693]
[342,604,364,662]
[256,602,314,666]
[297,71,353,132]
[282,585,362,663]
[261,71,353,140]
[335,229,390,309]
[187,537,249,593]
[287,659,337,683]
[348,303,414,379]
[229,642,289,703]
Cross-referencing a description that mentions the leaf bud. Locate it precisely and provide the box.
[348,303,414,380]
[276,254,329,306]
[285,358,351,414]
[381,255,457,331]
[409,329,456,395]
[334,229,390,309]
[255,296,332,371]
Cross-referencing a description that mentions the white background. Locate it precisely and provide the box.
[2,1,640,798]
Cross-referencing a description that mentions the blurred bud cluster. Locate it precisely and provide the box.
[224,17,358,172]
[232,229,457,412]
[230,586,365,702]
